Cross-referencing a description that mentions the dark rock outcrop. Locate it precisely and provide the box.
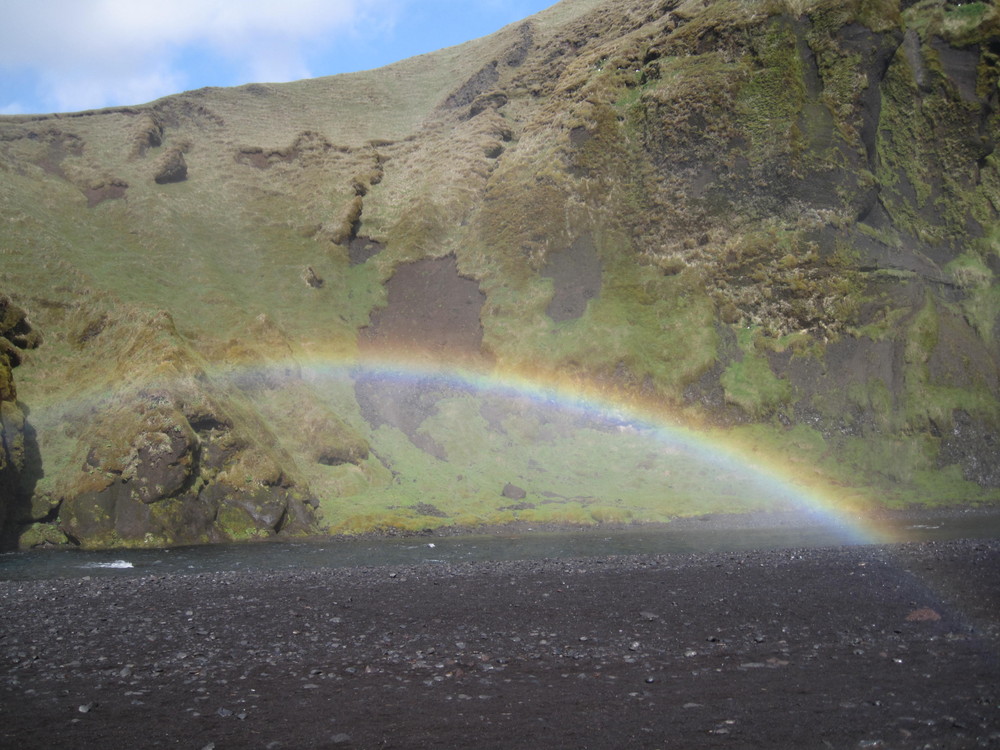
[47,312,340,548]
[154,148,187,183]
[0,296,40,549]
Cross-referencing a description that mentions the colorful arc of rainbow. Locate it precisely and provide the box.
[291,351,886,545]
[24,346,887,543]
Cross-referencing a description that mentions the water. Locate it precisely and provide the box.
[2,512,999,582]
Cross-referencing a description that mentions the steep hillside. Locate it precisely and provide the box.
[0,0,998,549]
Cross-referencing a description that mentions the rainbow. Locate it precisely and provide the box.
[23,345,892,544]
[285,350,887,544]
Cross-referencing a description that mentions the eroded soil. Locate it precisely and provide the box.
[358,255,488,361]
[1,539,998,749]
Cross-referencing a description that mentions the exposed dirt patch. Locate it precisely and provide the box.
[410,502,447,518]
[444,62,500,110]
[85,181,128,208]
[543,234,602,322]
[348,236,384,266]
[359,255,488,361]
[235,131,339,170]
[235,147,295,170]
[24,128,84,178]
[504,22,534,68]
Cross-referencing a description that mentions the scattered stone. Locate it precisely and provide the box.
[905,608,941,622]
[502,483,527,500]
[0,537,996,748]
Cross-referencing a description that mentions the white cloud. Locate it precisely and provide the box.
[44,67,186,114]
[0,0,402,112]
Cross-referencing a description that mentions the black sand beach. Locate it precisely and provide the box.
[2,537,999,749]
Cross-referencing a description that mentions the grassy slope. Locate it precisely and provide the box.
[1,0,998,546]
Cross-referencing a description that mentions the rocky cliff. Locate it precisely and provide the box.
[0,297,41,547]
[0,0,997,548]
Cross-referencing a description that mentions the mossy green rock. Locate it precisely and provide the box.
[17,522,70,549]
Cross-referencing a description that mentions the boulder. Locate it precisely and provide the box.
[154,148,187,184]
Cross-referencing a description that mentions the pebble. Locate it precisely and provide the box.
[0,537,995,748]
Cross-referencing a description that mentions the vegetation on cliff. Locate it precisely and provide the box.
[0,0,997,548]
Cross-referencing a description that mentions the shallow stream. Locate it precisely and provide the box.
[3,510,1000,581]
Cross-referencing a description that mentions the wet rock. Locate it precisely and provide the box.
[0,296,41,548]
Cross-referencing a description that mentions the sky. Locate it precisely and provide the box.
[0,0,557,116]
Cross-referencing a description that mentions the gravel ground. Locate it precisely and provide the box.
[2,538,999,749]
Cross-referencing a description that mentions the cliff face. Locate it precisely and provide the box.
[0,297,41,548]
[0,0,997,548]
